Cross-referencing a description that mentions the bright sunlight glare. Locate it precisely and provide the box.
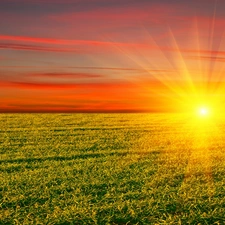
[199,107,209,116]
[196,106,213,119]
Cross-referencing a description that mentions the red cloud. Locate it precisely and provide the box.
[0,35,128,47]
[0,43,82,53]
[0,81,137,90]
[1,34,225,57]
[29,72,105,78]
[2,79,224,113]
[0,79,151,112]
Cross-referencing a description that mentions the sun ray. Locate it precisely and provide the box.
[207,0,219,90]
[107,37,193,107]
[167,27,196,95]
[101,0,225,115]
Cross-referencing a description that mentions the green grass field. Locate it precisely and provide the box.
[1,113,225,224]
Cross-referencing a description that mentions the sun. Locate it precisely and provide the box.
[199,107,208,116]
[197,106,210,117]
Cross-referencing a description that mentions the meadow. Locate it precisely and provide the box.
[0,113,225,224]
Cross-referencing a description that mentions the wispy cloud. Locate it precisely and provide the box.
[2,34,225,58]
[0,81,136,90]
[0,35,128,46]
[28,72,105,78]
[188,55,225,62]
[0,43,82,53]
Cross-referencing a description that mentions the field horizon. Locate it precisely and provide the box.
[1,113,225,224]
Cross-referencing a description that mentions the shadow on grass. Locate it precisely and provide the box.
[0,150,160,166]
[1,197,49,210]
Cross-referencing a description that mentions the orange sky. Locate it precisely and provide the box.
[1,0,225,112]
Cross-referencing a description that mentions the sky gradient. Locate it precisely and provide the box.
[1,0,225,112]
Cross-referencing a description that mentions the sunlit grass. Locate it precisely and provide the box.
[0,113,225,224]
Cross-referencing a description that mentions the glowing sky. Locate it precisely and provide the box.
[1,0,225,112]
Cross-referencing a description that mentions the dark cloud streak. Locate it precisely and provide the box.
[29,72,105,78]
[0,43,82,53]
